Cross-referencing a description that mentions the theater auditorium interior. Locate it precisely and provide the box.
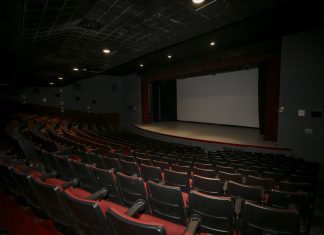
[0,0,324,234]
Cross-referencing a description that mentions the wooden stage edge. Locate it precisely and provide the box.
[133,122,291,152]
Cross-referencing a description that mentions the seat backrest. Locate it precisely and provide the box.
[227,181,262,203]
[237,168,259,177]
[115,172,149,210]
[262,171,286,183]
[10,167,43,211]
[215,165,234,173]
[163,169,190,192]
[194,162,214,169]
[61,189,109,235]
[191,175,223,195]
[147,180,187,224]
[70,160,95,192]
[140,164,163,183]
[246,175,274,191]
[280,181,311,193]
[120,155,136,163]
[241,201,301,235]
[218,171,242,184]
[171,164,191,174]
[192,166,216,178]
[188,190,234,234]
[101,156,121,171]
[42,151,60,173]
[120,159,140,177]
[152,160,170,171]
[54,155,75,180]
[89,166,122,203]
[269,190,310,215]
[136,157,152,166]
[30,177,75,232]
[107,207,165,235]
[87,152,105,168]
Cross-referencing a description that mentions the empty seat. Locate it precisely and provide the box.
[269,189,313,231]
[120,159,140,177]
[163,169,190,192]
[240,201,305,235]
[107,207,166,235]
[30,176,76,234]
[10,166,45,215]
[246,175,274,192]
[146,180,187,224]
[115,172,149,210]
[191,175,223,196]
[70,160,95,192]
[227,181,263,204]
[218,171,242,184]
[140,164,163,183]
[89,166,122,203]
[107,207,188,235]
[61,187,125,235]
[188,190,234,234]
[101,156,121,171]
[192,167,216,178]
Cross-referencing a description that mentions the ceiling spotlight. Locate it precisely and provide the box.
[192,0,205,4]
[73,67,79,71]
[210,41,215,46]
[103,49,111,54]
[167,55,172,59]
[139,64,144,67]
[82,68,87,71]
[49,82,54,85]
[58,77,63,80]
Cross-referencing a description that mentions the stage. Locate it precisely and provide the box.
[134,121,291,151]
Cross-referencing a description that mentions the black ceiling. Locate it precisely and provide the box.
[0,0,323,88]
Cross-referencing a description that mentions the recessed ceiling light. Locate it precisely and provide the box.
[192,0,205,4]
[82,68,87,71]
[58,77,63,80]
[73,67,79,71]
[103,49,111,54]
[167,55,172,59]
[210,41,215,46]
[139,64,144,67]
[49,82,54,85]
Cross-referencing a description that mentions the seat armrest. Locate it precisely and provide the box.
[126,199,146,217]
[234,198,242,218]
[223,181,228,192]
[183,214,202,235]
[40,171,57,181]
[299,218,307,235]
[61,178,80,189]
[86,187,109,200]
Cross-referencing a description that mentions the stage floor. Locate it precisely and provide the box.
[135,121,290,151]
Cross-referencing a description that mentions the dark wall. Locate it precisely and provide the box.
[278,28,324,163]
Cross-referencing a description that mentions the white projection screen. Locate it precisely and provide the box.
[177,69,259,128]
